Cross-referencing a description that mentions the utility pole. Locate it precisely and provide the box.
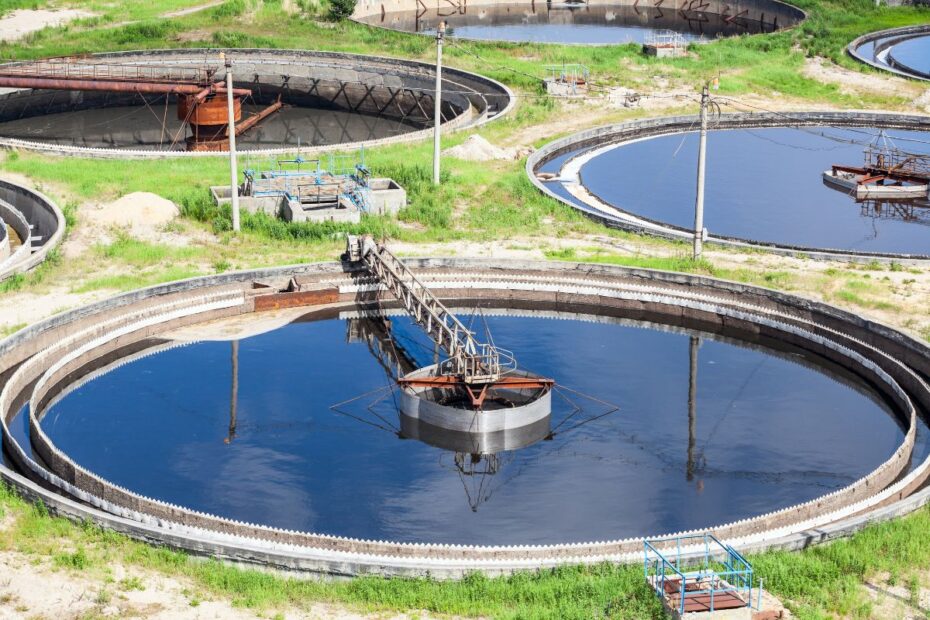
[225,58,241,233]
[433,21,446,186]
[693,83,709,260]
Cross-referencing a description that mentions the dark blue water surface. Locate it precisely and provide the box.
[891,35,930,76]
[578,127,930,255]
[32,313,905,545]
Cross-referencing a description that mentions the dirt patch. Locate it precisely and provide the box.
[65,192,205,256]
[0,287,109,332]
[0,548,454,619]
[161,0,226,18]
[802,57,922,100]
[914,89,930,113]
[864,573,930,620]
[0,8,94,42]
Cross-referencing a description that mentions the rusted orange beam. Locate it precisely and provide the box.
[833,163,928,185]
[0,75,251,97]
[234,96,284,136]
[397,376,554,389]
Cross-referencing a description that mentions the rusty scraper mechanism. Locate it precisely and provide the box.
[345,235,554,409]
[0,57,283,151]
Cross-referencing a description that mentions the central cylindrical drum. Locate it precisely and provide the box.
[398,365,553,453]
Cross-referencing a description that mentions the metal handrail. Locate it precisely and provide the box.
[349,237,509,383]
[644,533,755,615]
[0,59,214,84]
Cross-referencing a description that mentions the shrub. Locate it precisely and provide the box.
[328,0,356,19]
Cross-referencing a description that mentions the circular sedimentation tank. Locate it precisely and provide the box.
[529,111,930,261]
[2,259,930,577]
[848,25,930,82]
[352,0,805,45]
[0,178,65,282]
[0,49,513,157]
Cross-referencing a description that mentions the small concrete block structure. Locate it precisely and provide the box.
[643,30,690,58]
[643,43,689,58]
[543,64,589,98]
[367,178,406,216]
[211,186,281,216]
[210,177,406,224]
[544,78,587,97]
[283,198,361,224]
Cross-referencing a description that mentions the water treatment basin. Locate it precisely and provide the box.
[352,0,805,45]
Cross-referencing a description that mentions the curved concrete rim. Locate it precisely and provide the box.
[0,48,515,159]
[847,25,930,82]
[527,110,930,263]
[2,258,930,577]
[0,178,65,281]
[349,0,807,47]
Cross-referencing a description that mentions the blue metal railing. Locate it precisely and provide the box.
[643,533,756,616]
[242,148,373,213]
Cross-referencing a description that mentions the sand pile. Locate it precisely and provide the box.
[443,135,521,161]
[85,192,180,231]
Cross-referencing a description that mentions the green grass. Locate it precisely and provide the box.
[73,265,205,293]
[544,247,805,291]
[4,479,930,618]
[0,0,922,106]
[0,481,664,619]
[751,505,930,618]
[95,234,205,267]
[0,0,37,18]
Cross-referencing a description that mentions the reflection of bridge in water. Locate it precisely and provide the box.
[860,199,930,227]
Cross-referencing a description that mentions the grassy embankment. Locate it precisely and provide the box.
[0,0,923,301]
[4,479,930,618]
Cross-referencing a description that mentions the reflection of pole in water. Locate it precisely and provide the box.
[225,340,239,444]
[687,335,698,482]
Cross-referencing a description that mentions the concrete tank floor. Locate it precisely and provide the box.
[9,308,916,546]
[563,126,930,255]
[356,5,786,44]
[0,101,423,151]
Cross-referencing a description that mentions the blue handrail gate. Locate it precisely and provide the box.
[644,533,756,616]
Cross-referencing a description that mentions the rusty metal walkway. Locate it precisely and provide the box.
[346,235,515,384]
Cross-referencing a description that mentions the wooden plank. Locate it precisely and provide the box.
[668,590,747,612]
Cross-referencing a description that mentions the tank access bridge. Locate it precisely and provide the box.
[346,234,554,412]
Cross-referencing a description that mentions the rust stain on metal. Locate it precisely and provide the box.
[253,288,340,311]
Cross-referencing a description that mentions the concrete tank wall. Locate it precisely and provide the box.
[528,110,930,262]
[0,178,65,281]
[2,259,930,578]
